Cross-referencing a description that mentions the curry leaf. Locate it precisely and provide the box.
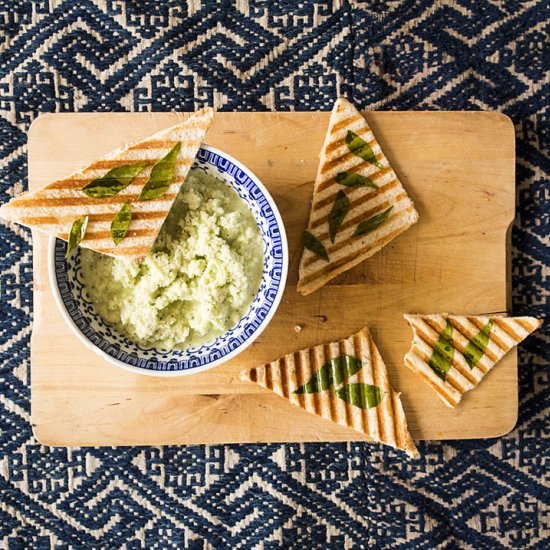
[353,206,393,237]
[302,230,329,262]
[335,383,386,409]
[82,162,149,198]
[66,215,89,257]
[139,142,181,201]
[328,190,350,243]
[346,130,383,170]
[294,363,332,394]
[463,320,493,369]
[335,171,378,189]
[332,355,364,385]
[428,321,454,381]
[110,202,132,245]
[294,355,363,394]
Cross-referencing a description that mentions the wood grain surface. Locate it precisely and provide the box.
[28,111,516,446]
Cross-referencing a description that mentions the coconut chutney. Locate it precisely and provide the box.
[80,170,264,349]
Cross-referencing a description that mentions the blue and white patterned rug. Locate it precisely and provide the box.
[0,1,548,547]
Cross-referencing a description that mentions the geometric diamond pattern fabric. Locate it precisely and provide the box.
[0,1,548,547]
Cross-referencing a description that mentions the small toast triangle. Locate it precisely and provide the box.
[241,327,419,458]
[297,98,418,295]
[404,314,542,408]
[0,107,214,262]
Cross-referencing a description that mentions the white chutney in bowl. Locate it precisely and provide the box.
[49,145,288,376]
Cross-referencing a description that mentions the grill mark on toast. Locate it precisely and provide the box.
[279,358,289,399]
[390,391,401,453]
[320,150,384,175]
[317,166,392,194]
[19,210,168,225]
[515,318,540,332]
[265,362,273,390]
[368,334,383,443]
[355,331,369,435]
[329,113,364,134]
[87,158,194,171]
[324,132,378,157]
[320,344,332,416]
[47,174,187,191]
[83,228,158,242]
[324,137,346,155]
[10,193,177,208]
[329,340,348,424]
[296,356,313,409]
[59,229,157,243]
[307,347,316,413]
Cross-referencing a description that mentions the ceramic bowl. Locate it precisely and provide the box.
[48,145,288,376]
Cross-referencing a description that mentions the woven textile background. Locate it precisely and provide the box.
[0,1,548,548]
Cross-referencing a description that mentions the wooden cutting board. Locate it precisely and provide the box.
[29,111,516,447]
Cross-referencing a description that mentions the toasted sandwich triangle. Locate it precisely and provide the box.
[298,97,418,295]
[404,314,543,408]
[241,327,419,458]
[0,107,214,262]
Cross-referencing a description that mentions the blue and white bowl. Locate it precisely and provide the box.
[48,145,288,377]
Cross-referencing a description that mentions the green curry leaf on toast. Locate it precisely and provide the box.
[353,206,393,237]
[302,230,329,262]
[463,320,493,369]
[335,171,378,189]
[346,130,384,170]
[139,142,181,201]
[428,321,454,381]
[82,162,150,198]
[110,202,132,245]
[328,190,350,243]
[66,215,89,257]
[335,383,386,409]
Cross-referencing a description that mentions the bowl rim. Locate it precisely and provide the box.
[47,143,289,377]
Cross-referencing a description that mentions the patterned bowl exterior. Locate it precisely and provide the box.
[48,144,288,377]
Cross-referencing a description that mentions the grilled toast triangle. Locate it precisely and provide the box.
[0,107,214,262]
[241,327,419,458]
[297,97,418,295]
[404,314,542,408]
